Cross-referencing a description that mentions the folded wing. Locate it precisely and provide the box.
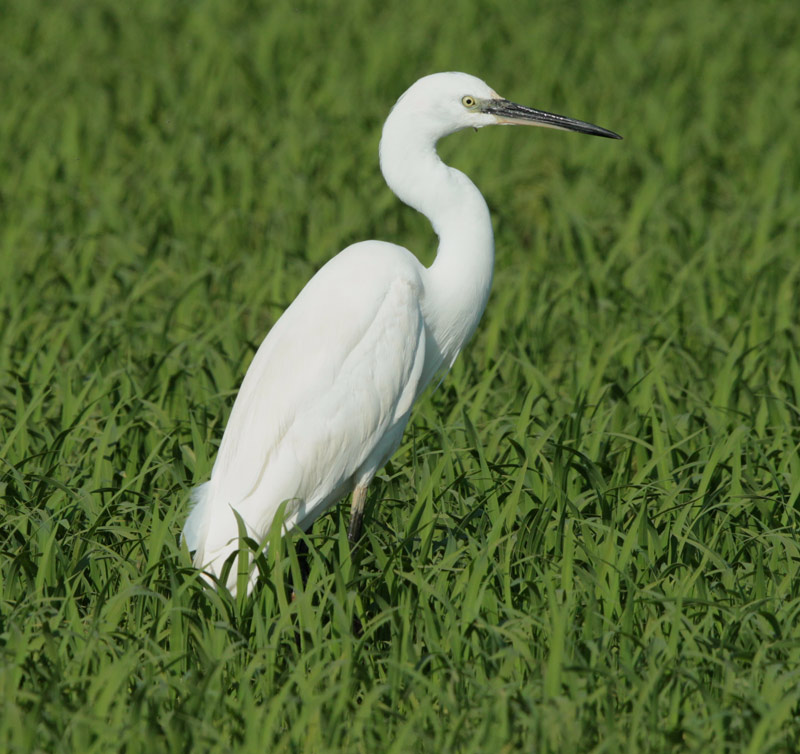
[183,242,429,588]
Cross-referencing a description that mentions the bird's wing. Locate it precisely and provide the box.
[191,242,428,558]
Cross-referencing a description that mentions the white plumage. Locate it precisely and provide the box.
[183,72,621,594]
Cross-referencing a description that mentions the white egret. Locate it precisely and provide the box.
[183,72,621,594]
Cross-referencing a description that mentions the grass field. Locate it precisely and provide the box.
[2,0,800,751]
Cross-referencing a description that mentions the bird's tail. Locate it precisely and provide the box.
[182,481,212,567]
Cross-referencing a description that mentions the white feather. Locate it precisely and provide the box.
[182,71,620,594]
[193,242,431,591]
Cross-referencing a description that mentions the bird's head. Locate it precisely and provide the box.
[391,71,622,141]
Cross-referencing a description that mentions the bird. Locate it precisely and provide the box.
[183,71,621,594]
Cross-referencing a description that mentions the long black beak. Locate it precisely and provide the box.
[483,99,622,139]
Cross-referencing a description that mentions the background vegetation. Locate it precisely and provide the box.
[2,0,799,751]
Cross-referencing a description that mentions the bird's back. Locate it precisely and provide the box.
[183,241,432,590]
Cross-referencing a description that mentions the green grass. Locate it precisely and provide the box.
[2,0,800,751]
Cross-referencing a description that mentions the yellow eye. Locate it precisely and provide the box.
[461,95,476,108]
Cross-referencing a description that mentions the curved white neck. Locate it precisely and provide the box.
[379,113,495,365]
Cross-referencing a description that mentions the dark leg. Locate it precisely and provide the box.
[348,484,368,637]
[348,484,368,547]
